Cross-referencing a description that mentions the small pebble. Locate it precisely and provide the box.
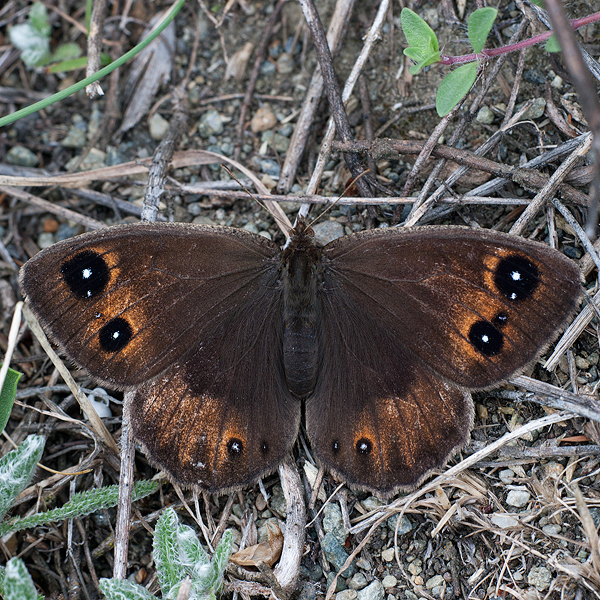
[407,559,422,576]
[149,112,170,140]
[347,573,368,590]
[276,52,294,74]
[321,532,355,578]
[381,575,397,589]
[37,232,55,249]
[312,221,345,245]
[506,487,530,508]
[335,591,357,600]
[255,494,267,511]
[527,566,552,591]
[43,217,59,233]
[251,105,278,132]
[490,514,519,528]
[426,575,444,590]
[386,514,413,535]
[362,497,384,511]
[323,503,348,545]
[516,97,546,120]
[499,469,515,484]
[381,548,395,562]
[6,145,38,167]
[198,109,224,138]
[476,106,495,124]
[62,125,87,148]
[542,523,561,536]
[357,580,384,600]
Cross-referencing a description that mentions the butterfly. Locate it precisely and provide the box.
[19,220,581,496]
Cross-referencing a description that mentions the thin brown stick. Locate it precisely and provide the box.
[277,0,356,193]
[298,0,373,198]
[234,0,288,161]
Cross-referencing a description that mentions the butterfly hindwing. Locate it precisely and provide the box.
[306,274,473,495]
[129,278,300,492]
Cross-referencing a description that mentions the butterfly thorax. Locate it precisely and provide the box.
[281,223,323,399]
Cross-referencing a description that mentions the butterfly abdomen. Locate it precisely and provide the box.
[281,230,323,399]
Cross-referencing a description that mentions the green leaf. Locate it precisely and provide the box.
[8,2,52,67]
[3,558,39,600]
[153,508,186,598]
[401,8,440,74]
[467,7,498,54]
[208,530,233,595]
[0,479,157,537]
[436,62,478,116]
[28,2,51,37]
[178,523,210,575]
[545,34,561,53]
[50,42,82,63]
[47,53,112,74]
[8,23,50,67]
[99,578,156,600]
[0,366,21,433]
[0,435,45,523]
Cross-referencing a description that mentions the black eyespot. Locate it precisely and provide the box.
[332,440,340,454]
[469,320,503,356]
[494,312,509,327]
[356,438,372,455]
[494,255,539,301]
[227,438,243,456]
[61,251,109,299]
[98,317,133,353]
[261,441,269,454]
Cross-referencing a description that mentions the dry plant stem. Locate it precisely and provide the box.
[234,0,288,161]
[298,0,372,198]
[333,139,589,206]
[176,577,192,600]
[543,0,600,238]
[402,18,530,222]
[469,133,591,198]
[545,83,580,138]
[22,305,119,455]
[510,375,600,423]
[0,186,105,230]
[277,0,356,194]
[572,483,600,576]
[113,393,135,580]
[85,0,108,98]
[0,301,22,396]
[547,288,600,371]
[68,188,150,220]
[141,86,189,223]
[509,133,593,235]
[401,99,466,210]
[273,457,306,595]
[552,197,600,271]
[499,48,526,129]
[492,444,600,460]
[303,0,390,202]
[325,411,578,600]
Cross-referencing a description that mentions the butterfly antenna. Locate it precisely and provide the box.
[307,170,371,229]
[220,165,292,234]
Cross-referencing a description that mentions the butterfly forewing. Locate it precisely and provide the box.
[322,226,581,389]
[20,223,281,388]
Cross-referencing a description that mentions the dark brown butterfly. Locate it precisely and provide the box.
[19,220,581,496]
